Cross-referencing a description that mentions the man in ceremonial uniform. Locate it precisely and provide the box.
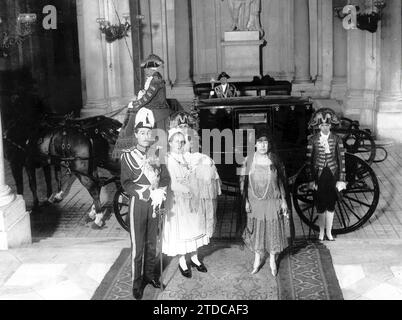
[120,107,170,300]
[306,108,346,241]
[113,53,172,158]
[209,71,238,98]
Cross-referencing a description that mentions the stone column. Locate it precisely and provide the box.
[331,0,347,99]
[376,0,402,141]
[0,110,31,250]
[174,0,193,86]
[316,0,333,97]
[293,0,311,84]
[344,4,366,119]
[77,0,109,117]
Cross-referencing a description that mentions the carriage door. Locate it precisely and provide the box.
[234,107,272,170]
[271,103,313,180]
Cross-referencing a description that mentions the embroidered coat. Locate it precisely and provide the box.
[306,132,346,182]
[120,147,170,202]
[213,83,237,98]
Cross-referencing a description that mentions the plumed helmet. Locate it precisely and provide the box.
[135,107,155,129]
[308,107,340,129]
[140,53,164,69]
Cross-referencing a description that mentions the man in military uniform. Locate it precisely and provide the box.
[209,71,238,98]
[306,108,347,241]
[120,107,170,300]
[113,53,172,159]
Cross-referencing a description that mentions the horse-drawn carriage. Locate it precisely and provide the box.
[3,94,383,236]
[193,95,381,236]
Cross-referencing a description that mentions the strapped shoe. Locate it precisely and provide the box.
[179,264,192,278]
[190,260,208,273]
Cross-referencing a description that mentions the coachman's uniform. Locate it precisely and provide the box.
[306,132,346,213]
[213,83,238,98]
[121,146,170,292]
[112,54,172,159]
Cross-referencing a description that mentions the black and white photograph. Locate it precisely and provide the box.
[0,0,401,304]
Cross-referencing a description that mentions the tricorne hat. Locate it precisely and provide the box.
[217,71,230,81]
[135,107,155,129]
[308,107,340,129]
[140,53,164,69]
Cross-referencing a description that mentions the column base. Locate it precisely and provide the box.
[344,89,376,131]
[376,94,402,142]
[0,185,15,207]
[0,195,31,250]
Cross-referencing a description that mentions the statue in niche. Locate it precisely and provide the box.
[224,0,264,36]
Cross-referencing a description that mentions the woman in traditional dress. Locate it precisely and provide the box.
[240,130,290,276]
[162,129,210,278]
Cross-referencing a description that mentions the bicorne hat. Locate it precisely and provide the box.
[308,107,340,129]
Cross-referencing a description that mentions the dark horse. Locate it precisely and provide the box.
[4,114,122,227]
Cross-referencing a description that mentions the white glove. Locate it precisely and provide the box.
[336,181,347,192]
[128,101,134,109]
[245,201,251,213]
[209,90,215,96]
[149,188,167,216]
[137,89,146,100]
[308,182,317,190]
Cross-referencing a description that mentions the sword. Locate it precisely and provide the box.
[157,202,166,292]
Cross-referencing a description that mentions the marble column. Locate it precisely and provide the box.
[77,0,109,117]
[331,0,347,99]
[0,110,31,250]
[174,0,193,86]
[293,0,311,84]
[376,0,402,141]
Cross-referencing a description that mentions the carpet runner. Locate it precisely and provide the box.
[92,240,343,300]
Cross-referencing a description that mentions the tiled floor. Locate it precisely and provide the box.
[1,144,402,300]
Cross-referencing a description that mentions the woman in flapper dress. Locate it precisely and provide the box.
[240,130,290,276]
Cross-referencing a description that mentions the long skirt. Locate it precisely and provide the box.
[162,194,210,256]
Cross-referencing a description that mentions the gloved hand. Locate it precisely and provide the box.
[245,201,251,213]
[308,181,317,190]
[150,188,167,217]
[336,181,347,192]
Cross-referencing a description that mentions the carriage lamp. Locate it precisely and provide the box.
[0,13,37,58]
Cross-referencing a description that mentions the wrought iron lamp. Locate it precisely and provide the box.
[96,13,132,43]
[0,13,37,58]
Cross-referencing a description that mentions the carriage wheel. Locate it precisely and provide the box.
[113,188,130,232]
[334,128,376,165]
[292,153,379,235]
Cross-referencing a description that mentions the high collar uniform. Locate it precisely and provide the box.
[120,145,170,291]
